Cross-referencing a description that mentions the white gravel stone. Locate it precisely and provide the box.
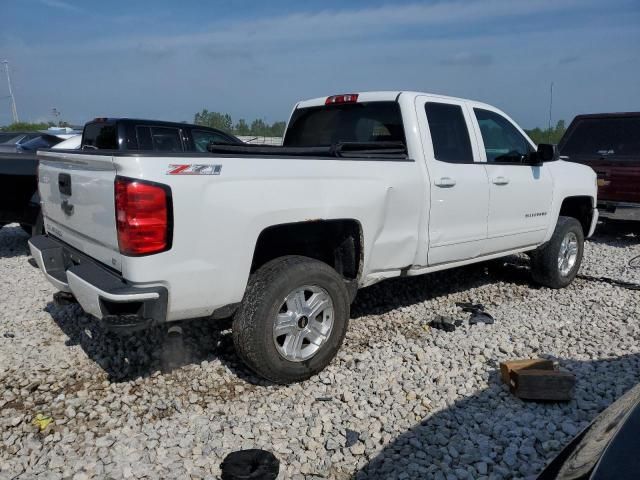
[1,222,639,479]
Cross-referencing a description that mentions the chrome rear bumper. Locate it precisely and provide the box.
[598,202,640,222]
[28,235,167,331]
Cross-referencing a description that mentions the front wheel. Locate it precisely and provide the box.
[232,256,350,384]
[530,216,584,288]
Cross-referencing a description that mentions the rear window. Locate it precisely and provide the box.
[284,101,405,147]
[82,123,118,150]
[560,116,640,158]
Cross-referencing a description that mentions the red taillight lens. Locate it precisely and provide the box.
[325,93,359,105]
[115,177,171,256]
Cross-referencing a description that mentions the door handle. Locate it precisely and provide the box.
[434,177,456,188]
[492,176,509,185]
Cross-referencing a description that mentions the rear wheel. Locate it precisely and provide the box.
[531,216,584,288]
[232,256,350,384]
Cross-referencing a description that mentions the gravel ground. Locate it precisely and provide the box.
[1,221,639,480]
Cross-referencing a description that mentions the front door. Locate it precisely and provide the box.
[471,108,553,253]
[417,97,490,265]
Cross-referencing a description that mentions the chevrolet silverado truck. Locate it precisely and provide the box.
[559,112,639,222]
[29,92,598,383]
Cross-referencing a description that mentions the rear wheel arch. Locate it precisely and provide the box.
[250,219,364,283]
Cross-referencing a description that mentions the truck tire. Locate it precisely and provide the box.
[232,255,350,384]
[530,216,584,289]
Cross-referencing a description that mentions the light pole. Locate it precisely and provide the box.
[2,60,19,124]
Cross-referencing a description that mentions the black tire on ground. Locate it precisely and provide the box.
[530,216,584,289]
[232,255,350,384]
[20,210,44,237]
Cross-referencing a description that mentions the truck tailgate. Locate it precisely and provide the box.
[38,151,122,271]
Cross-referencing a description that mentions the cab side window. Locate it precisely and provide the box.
[425,103,474,164]
[136,126,183,152]
[474,109,532,163]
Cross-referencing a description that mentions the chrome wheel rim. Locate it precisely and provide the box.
[273,285,334,362]
[558,231,579,276]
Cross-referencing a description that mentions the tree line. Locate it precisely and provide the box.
[0,121,73,132]
[524,120,566,145]
[193,110,286,137]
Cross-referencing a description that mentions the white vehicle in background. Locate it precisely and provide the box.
[51,134,81,150]
[30,91,597,383]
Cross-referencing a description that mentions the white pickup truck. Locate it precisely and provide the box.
[30,91,598,383]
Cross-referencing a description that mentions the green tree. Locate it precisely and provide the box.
[249,118,268,136]
[269,121,286,137]
[0,121,54,132]
[193,110,233,132]
[192,109,287,137]
[525,119,566,145]
[234,119,250,136]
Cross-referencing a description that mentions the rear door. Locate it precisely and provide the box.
[471,107,553,252]
[559,115,640,204]
[417,96,490,265]
[39,150,121,271]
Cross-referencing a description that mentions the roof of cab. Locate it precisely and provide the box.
[294,91,496,110]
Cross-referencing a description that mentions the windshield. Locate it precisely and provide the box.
[560,116,640,158]
[284,101,405,147]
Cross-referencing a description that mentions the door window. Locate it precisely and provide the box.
[474,109,532,163]
[136,126,183,152]
[425,103,473,163]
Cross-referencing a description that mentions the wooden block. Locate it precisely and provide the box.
[499,359,554,385]
[510,369,576,401]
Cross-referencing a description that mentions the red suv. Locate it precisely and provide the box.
[559,112,640,221]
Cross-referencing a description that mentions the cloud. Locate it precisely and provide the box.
[38,0,82,13]
[28,0,599,55]
[558,55,580,65]
[440,52,493,67]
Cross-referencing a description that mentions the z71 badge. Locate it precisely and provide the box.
[166,164,222,175]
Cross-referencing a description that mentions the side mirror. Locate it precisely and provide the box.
[536,143,558,162]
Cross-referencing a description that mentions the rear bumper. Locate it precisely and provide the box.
[598,201,640,222]
[28,235,168,331]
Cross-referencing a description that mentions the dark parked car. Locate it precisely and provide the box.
[559,112,640,222]
[538,383,640,479]
[0,120,242,236]
[80,118,242,152]
[0,132,41,153]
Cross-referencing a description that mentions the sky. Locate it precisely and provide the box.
[1,0,639,129]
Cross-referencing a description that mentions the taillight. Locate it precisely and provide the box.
[325,93,359,105]
[115,177,172,256]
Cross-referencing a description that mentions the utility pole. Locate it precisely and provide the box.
[547,82,554,143]
[2,60,19,124]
